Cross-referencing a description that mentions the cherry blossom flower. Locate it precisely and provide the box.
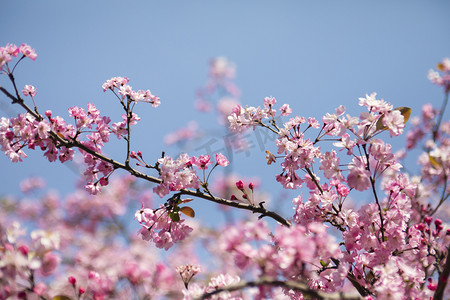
[22,85,36,97]
[215,152,229,167]
[19,43,37,60]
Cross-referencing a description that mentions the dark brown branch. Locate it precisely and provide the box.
[433,91,449,142]
[196,277,363,300]
[434,248,450,300]
[0,85,291,227]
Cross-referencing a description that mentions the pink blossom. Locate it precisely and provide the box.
[279,104,292,116]
[193,154,211,170]
[215,152,229,167]
[33,283,47,296]
[176,264,200,288]
[22,85,36,97]
[4,43,20,57]
[209,57,235,80]
[40,252,61,276]
[0,50,12,71]
[358,92,393,113]
[347,157,371,191]
[308,117,320,128]
[382,110,405,137]
[19,43,37,60]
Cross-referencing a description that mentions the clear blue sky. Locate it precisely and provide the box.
[1,1,449,221]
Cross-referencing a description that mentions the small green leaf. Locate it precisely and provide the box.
[169,211,180,222]
[320,260,329,267]
[180,206,195,218]
[376,115,388,131]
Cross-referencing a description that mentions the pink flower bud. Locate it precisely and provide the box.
[415,223,425,231]
[68,276,77,285]
[17,245,29,256]
[45,110,52,117]
[248,182,254,190]
[79,287,85,295]
[434,218,443,226]
[236,180,244,190]
[99,177,109,186]
[424,216,433,225]
[231,195,237,200]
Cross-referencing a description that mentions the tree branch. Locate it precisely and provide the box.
[196,277,363,300]
[0,85,291,227]
[434,248,450,300]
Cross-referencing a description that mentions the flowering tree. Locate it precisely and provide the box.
[0,43,449,299]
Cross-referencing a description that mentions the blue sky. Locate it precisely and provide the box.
[1,1,449,222]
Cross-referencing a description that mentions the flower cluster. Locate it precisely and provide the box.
[102,76,160,107]
[153,153,229,198]
[135,206,194,250]
[0,43,36,72]
[176,264,201,288]
[1,44,450,299]
[428,57,450,92]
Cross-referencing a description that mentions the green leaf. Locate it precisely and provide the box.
[376,115,388,131]
[180,206,195,218]
[320,260,329,267]
[169,211,180,222]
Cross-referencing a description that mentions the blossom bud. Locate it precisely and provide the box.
[415,223,425,231]
[5,131,14,141]
[248,182,254,190]
[434,218,443,226]
[45,110,52,117]
[68,276,77,285]
[99,177,109,186]
[79,287,85,295]
[230,195,237,200]
[17,245,29,256]
[424,216,433,225]
[236,180,244,190]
